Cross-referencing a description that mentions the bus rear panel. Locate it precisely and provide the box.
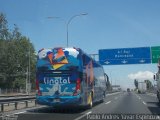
[36,48,83,107]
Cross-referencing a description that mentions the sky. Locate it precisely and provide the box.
[0,0,160,89]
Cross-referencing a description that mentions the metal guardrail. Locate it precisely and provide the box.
[0,96,36,112]
[0,94,33,98]
[0,96,36,103]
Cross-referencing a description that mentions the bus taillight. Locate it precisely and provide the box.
[76,78,81,90]
[73,78,81,96]
[36,79,42,96]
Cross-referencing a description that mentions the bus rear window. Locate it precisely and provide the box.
[37,48,82,71]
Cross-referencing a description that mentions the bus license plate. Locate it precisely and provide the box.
[54,99,60,102]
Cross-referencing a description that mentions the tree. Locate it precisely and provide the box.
[0,13,9,87]
[134,79,138,89]
[0,12,36,89]
[0,13,10,40]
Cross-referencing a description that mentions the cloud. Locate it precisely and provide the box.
[128,71,154,80]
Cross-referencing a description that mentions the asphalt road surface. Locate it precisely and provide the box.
[2,92,160,120]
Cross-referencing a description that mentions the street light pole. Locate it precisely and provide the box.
[26,66,28,95]
[66,13,88,47]
[26,43,31,95]
[28,44,31,95]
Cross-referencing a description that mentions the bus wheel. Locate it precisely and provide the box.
[88,92,93,109]
[157,91,160,103]
[101,92,105,103]
[103,92,106,100]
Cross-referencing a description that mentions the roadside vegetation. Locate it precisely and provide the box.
[0,13,36,90]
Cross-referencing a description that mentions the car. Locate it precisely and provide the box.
[127,88,130,92]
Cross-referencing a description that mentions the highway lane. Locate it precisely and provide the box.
[3,92,160,120]
[136,92,160,115]
[91,92,151,114]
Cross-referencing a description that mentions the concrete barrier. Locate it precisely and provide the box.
[0,98,36,112]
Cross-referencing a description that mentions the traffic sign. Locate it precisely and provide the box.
[99,47,151,65]
[151,46,160,63]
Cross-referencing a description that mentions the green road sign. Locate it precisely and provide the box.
[151,46,160,63]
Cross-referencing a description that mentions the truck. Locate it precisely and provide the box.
[138,82,147,94]
[155,72,160,102]
[154,60,160,102]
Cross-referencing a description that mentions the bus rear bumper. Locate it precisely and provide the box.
[36,95,83,107]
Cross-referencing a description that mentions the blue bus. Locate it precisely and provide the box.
[36,47,107,108]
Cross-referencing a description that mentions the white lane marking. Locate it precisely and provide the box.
[105,101,111,104]
[143,101,147,105]
[147,93,156,97]
[135,94,141,100]
[136,94,140,98]
[0,111,26,119]
[135,94,147,105]
[74,111,92,120]
[14,111,27,115]
[115,97,118,100]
